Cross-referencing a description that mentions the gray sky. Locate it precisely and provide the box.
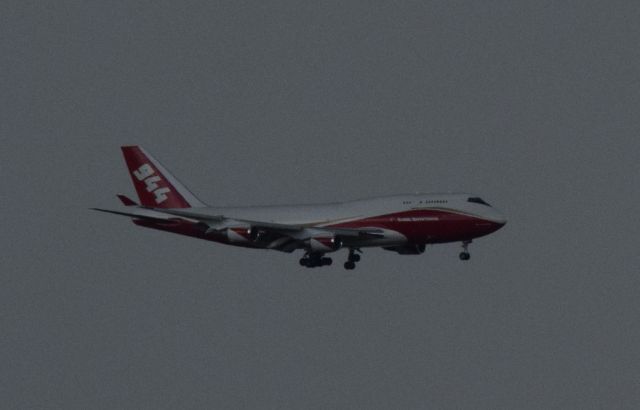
[2,1,639,408]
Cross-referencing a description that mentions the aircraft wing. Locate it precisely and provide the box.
[144,208,225,224]
[153,208,385,239]
[93,205,385,252]
[151,208,386,252]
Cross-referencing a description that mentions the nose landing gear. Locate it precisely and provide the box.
[459,240,471,261]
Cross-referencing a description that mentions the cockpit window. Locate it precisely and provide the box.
[468,197,490,206]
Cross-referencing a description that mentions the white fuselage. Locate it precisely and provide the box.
[203,193,506,226]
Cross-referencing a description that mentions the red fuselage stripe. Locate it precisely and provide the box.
[133,208,503,247]
[326,208,503,243]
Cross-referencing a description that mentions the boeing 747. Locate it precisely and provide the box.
[93,146,507,269]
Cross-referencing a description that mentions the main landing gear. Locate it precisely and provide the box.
[343,249,361,270]
[459,240,471,261]
[299,253,332,268]
[299,249,362,269]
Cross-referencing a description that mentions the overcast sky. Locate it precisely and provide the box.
[2,1,640,409]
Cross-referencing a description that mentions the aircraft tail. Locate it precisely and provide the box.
[121,146,207,209]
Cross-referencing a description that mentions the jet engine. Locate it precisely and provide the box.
[224,226,253,243]
[307,235,342,253]
[383,244,426,255]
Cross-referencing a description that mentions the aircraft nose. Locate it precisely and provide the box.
[491,209,507,228]
[485,215,506,235]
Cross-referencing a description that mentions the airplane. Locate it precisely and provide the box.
[93,146,507,269]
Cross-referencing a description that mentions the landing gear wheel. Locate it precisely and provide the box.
[299,258,308,267]
[321,257,333,266]
[348,249,361,263]
[344,261,356,270]
[459,241,472,261]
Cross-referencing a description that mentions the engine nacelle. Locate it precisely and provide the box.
[224,226,253,243]
[307,235,342,253]
[383,244,426,255]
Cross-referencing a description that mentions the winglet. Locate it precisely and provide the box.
[117,194,138,206]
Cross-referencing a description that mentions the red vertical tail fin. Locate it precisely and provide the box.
[121,146,207,209]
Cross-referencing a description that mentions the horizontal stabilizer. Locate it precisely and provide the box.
[90,207,187,222]
[117,194,137,206]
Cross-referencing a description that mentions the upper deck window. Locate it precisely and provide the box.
[468,197,490,206]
